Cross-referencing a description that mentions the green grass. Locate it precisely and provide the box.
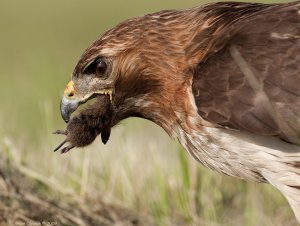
[0,0,297,225]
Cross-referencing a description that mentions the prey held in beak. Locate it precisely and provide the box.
[54,80,113,153]
[60,80,113,123]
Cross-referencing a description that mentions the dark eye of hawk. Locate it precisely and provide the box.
[83,57,108,78]
[95,58,107,76]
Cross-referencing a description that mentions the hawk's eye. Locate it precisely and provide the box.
[83,57,108,78]
[95,58,107,76]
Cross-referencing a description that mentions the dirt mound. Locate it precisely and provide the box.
[0,156,151,226]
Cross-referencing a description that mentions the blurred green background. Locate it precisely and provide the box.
[0,0,297,225]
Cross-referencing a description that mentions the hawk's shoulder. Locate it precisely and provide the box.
[191,1,300,144]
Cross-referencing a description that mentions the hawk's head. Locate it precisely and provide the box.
[56,11,199,152]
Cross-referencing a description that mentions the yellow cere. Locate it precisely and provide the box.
[64,81,75,96]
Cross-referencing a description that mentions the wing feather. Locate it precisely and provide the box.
[192,2,300,144]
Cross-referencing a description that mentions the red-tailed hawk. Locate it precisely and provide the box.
[54,1,300,222]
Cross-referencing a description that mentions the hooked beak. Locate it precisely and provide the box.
[60,81,113,123]
[60,81,86,123]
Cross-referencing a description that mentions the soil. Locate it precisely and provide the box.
[0,155,152,226]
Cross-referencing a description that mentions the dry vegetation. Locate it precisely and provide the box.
[0,0,297,225]
[0,118,297,226]
[0,152,151,226]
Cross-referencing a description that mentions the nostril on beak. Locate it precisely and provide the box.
[64,81,76,98]
[67,91,74,97]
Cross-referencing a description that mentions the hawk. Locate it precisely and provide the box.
[54,1,300,221]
